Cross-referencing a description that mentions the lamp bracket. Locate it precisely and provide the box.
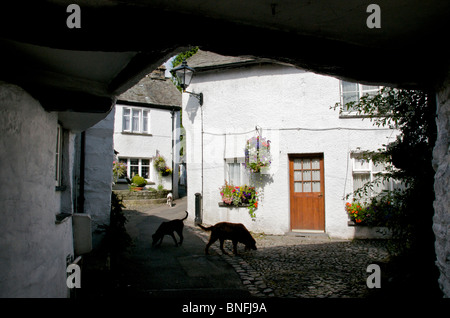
[185,91,203,106]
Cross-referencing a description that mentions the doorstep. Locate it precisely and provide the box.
[285,231,330,240]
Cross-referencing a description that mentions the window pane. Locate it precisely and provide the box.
[354,158,370,170]
[228,163,240,185]
[132,109,140,132]
[294,159,301,170]
[141,166,149,179]
[342,81,358,93]
[130,166,139,178]
[141,159,150,166]
[372,162,385,173]
[294,171,302,181]
[143,110,149,133]
[130,159,138,165]
[303,170,311,181]
[312,170,320,181]
[342,81,359,110]
[303,182,311,192]
[373,178,389,193]
[361,85,379,93]
[123,109,130,131]
[312,181,321,192]
[294,182,302,192]
[311,158,320,169]
[353,173,370,191]
[303,159,311,169]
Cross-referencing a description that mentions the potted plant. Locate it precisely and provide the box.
[245,136,271,173]
[130,175,147,191]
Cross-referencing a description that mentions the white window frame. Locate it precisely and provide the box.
[340,81,381,114]
[351,153,402,199]
[122,107,150,134]
[119,158,152,181]
[225,157,249,186]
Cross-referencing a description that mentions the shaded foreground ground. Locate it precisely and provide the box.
[80,197,442,300]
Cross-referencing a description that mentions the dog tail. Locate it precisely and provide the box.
[197,223,214,231]
[181,211,189,221]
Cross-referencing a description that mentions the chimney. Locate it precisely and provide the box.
[149,65,166,80]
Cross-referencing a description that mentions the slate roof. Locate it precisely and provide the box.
[186,50,257,70]
[186,50,293,73]
[118,66,181,107]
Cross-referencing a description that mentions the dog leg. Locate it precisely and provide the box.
[176,230,184,246]
[170,233,179,247]
[232,240,239,255]
[205,235,218,255]
[219,239,229,255]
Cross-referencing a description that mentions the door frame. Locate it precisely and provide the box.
[288,153,325,232]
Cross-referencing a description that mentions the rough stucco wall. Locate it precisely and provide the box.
[84,108,115,247]
[433,76,450,297]
[183,64,399,238]
[0,82,73,297]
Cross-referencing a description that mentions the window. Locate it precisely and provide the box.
[293,158,321,193]
[341,81,380,112]
[119,158,151,179]
[352,153,404,200]
[225,158,249,185]
[122,107,150,134]
[55,124,63,187]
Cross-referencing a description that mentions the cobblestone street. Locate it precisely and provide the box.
[188,225,390,298]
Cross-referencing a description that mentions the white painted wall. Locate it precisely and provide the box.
[0,82,74,297]
[113,104,180,195]
[84,109,115,247]
[183,64,399,239]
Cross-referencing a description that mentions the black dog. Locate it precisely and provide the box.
[152,211,188,247]
[197,222,257,255]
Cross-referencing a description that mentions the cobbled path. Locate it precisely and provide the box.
[188,225,390,298]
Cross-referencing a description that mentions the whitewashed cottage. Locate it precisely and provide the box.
[183,50,401,239]
[113,66,182,197]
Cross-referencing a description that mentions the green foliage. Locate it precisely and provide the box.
[131,175,147,187]
[170,47,199,92]
[171,46,199,68]
[97,193,132,268]
[335,86,437,257]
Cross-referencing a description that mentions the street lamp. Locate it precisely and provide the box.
[171,58,203,105]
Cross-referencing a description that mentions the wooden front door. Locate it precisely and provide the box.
[289,154,325,232]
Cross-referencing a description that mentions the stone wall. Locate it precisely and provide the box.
[433,75,450,297]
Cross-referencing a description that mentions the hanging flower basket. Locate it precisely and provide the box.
[245,136,271,173]
[154,154,172,176]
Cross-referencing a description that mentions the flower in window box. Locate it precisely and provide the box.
[219,182,259,219]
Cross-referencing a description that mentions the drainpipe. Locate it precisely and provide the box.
[201,100,204,219]
[171,109,175,196]
[78,131,86,213]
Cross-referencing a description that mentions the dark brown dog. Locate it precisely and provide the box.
[197,222,257,255]
[152,211,188,247]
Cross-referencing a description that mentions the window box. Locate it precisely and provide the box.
[218,202,252,208]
